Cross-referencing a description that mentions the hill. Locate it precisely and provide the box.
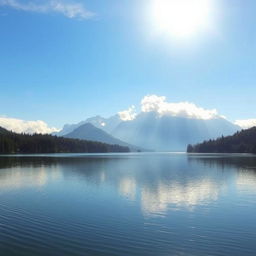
[0,127,130,154]
[187,127,256,153]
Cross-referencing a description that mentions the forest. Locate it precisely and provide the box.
[0,127,130,154]
[187,127,256,154]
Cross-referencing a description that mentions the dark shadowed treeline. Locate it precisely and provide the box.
[0,127,130,154]
[187,127,256,154]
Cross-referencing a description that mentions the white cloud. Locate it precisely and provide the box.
[0,116,60,134]
[234,119,256,129]
[0,0,95,19]
[141,95,220,120]
[118,105,137,121]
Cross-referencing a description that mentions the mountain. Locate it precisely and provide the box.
[111,112,240,151]
[187,126,256,153]
[63,123,143,151]
[56,112,240,152]
[54,115,121,136]
[0,126,130,154]
[85,115,121,133]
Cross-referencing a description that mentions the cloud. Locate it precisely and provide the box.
[141,95,220,120]
[118,105,137,121]
[234,119,256,129]
[0,116,60,134]
[0,0,95,19]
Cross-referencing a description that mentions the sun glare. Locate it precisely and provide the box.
[150,0,213,39]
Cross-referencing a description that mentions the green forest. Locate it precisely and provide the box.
[187,127,256,154]
[0,127,130,154]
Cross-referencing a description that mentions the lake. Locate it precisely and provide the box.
[0,153,256,256]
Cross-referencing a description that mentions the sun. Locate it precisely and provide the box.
[150,0,213,38]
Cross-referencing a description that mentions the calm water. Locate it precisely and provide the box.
[0,153,256,256]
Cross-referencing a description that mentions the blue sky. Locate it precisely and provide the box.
[0,0,256,129]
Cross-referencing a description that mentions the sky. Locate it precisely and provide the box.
[0,0,256,132]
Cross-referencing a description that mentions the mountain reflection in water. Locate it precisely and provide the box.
[0,153,256,256]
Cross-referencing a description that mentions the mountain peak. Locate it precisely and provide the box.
[64,123,143,151]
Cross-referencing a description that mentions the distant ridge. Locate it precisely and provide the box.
[112,113,240,151]
[56,112,240,151]
[187,126,256,153]
[64,123,144,152]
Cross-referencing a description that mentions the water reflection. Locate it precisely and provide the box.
[0,167,48,190]
[1,154,255,216]
[1,154,256,256]
[141,179,221,215]
[188,154,256,193]
[119,177,136,201]
[0,158,62,191]
[235,171,256,191]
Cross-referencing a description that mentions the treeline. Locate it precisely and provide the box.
[0,127,130,154]
[187,127,256,154]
